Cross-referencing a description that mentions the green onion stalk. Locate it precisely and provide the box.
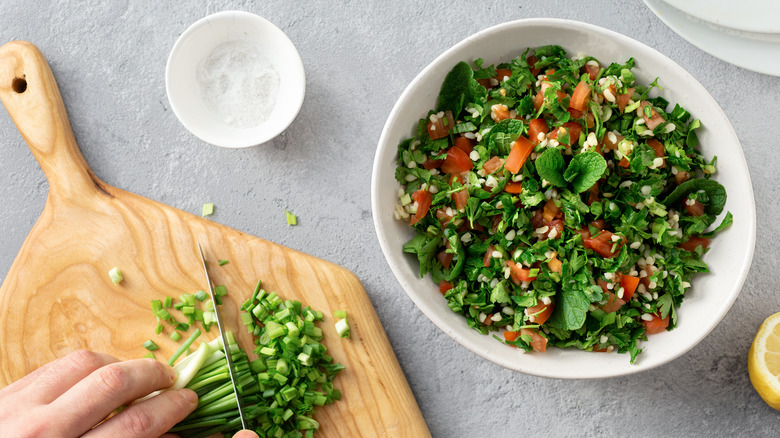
[165,280,344,438]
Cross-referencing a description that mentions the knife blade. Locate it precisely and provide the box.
[196,241,249,430]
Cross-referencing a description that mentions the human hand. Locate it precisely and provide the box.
[0,349,198,437]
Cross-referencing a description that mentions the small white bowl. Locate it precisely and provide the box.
[166,11,305,148]
[371,19,756,378]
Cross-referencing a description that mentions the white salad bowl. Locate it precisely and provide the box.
[166,10,305,148]
[371,19,756,379]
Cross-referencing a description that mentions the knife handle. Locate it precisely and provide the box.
[0,41,107,201]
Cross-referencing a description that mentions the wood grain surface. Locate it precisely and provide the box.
[0,40,430,437]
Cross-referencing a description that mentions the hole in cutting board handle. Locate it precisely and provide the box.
[12,77,26,93]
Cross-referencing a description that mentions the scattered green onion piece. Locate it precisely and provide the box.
[163,296,173,308]
[286,210,297,226]
[170,332,182,342]
[334,310,347,319]
[182,306,195,315]
[155,322,163,335]
[194,290,208,301]
[151,299,162,313]
[143,340,159,351]
[335,318,350,338]
[202,203,214,217]
[143,352,155,359]
[218,259,229,266]
[108,267,124,285]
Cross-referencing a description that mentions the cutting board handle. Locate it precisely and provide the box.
[0,41,105,200]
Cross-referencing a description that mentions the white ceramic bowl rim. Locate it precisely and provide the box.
[165,10,306,148]
[371,18,756,379]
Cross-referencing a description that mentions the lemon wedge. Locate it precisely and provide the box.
[748,312,780,410]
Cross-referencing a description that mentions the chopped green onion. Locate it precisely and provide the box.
[202,203,214,217]
[143,340,159,351]
[335,318,350,338]
[163,296,173,308]
[218,259,229,266]
[170,332,182,342]
[334,310,347,319]
[286,210,297,226]
[108,267,124,285]
[194,290,208,301]
[143,352,155,359]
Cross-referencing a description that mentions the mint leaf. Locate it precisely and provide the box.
[548,286,589,330]
[569,151,607,193]
[437,62,486,118]
[563,159,580,182]
[661,178,726,215]
[535,148,567,187]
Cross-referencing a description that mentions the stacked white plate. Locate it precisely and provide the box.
[644,0,780,76]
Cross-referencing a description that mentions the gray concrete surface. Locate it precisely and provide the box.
[1,1,778,436]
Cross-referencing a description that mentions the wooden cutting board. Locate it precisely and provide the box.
[0,41,430,437]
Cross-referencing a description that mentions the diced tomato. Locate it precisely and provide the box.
[527,55,540,76]
[436,208,455,227]
[549,121,582,147]
[505,136,534,174]
[506,260,537,284]
[531,209,546,229]
[504,182,523,194]
[422,157,443,169]
[437,250,453,270]
[427,111,454,140]
[504,330,519,343]
[586,112,595,129]
[543,219,564,240]
[602,131,623,151]
[542,198,560,223]
[483,156,505,174]
[583,61,600,80]
[584,229,623,258]
[439,280,453,294]
[675,171,690,185]
[684,198,706,217]
[569,81,591,112]
[643,313,670,334]
[647,139,666,167]
[409,190,431,226]
[491,104,511,122]
[526,300,554,325]
[679,237,710,252]
[575,226,591,240]
[586,183,600,206]
[484,313,494,326]
[453,136,475,155]
[490,215,503,234]
[640,265,653,289]
[617,87,635,113]
[495,68,512,82]
[452,189,469,211]
[568,108,585,119]
[483,245,494,268]
[618,157,630,168]
[619,274,640,302]
[548,254,563,274]
[598,280,626,313]
[441,146,474,174]
[590,219,606,230]
[528,118,549,145]
[520,328,547,353]
[534,90,544,111]
[638,101,665,130]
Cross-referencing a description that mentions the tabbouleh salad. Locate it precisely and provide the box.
[393,45,731,362]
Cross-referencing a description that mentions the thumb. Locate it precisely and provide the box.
[232,431,260,438]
